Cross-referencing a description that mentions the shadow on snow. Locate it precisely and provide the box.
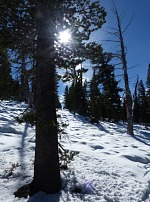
[134,130,150,146]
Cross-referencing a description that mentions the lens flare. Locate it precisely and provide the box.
[58,30,71,43]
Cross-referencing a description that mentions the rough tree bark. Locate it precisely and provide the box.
[30,1,61,195]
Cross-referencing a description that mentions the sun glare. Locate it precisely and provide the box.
[58,30,71,43]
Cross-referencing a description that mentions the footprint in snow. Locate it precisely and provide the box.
[2,149,10,152]
[91,145,104,150]
[123,154,150,164]
[131,145,138,148]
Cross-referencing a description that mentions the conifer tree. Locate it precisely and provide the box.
[98,54,122,122]
[89,69,102,122]
[75,67,88,116]
[138,80,148,124]
[0,0,35,103]
[1,0,106,195]
[89,45,122,122]
[146,64,150,96]
[19,56,30,103]
[56,73,61,109]
[133,77,140,123]
[80,80,88,117]
[0,49,15,100]
[63,64,88,116]
[146,64,150,124]
[121,97,127,123]
[64,85,70,109]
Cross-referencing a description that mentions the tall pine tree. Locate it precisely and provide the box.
[137,80,148,124]
[146,64,150,96]
[1,0,106,195]
[0,49,15,100]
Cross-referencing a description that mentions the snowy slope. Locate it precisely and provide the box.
[0,101,150,201]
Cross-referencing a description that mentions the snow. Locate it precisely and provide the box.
[0,100,150,202]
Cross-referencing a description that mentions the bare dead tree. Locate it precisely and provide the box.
[103,4,134,135]
[113,5,134,135]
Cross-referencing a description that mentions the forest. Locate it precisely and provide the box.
[0,0,150,199]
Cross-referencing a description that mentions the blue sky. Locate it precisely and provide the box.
[59,0,150,96]
[92,0,150,91]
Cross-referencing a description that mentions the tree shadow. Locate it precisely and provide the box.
[73,113,89,124]
[95,123,110,134]
[14,123,33,198]
[134,131,150,146]
[27,192,61,202]
[20,123,29,166]
[73,113,111,134]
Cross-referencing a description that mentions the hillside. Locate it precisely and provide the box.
[0,100,150,201]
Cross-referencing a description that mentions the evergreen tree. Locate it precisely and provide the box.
[0,49,15,100]
[56,73,61,109]
[75,67,88,116]
[89,48,122,122]
[64,85,70,109]
[12,78,20,101]
[133,77,140,123]
[146,64,150,96]
[1,0,106,195]
[63,64,88,116]
[0,0,35,103]
[80,80,88,117]
[137,80,148,124]
[146,64,150,124]
[121,97,127,123]
[89,69,102,122]
[19,56,30,103]
[98,54,122,122]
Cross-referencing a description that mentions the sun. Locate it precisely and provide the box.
[58,30,71,43]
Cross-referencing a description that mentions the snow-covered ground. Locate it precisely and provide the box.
[0,100,150,202]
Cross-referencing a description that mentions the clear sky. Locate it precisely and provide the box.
[59,0,150,96]
[92,0,150,91]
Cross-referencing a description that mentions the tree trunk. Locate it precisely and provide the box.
[19,55,29,103]
[30,1,61,195]
[115,7,133,135]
